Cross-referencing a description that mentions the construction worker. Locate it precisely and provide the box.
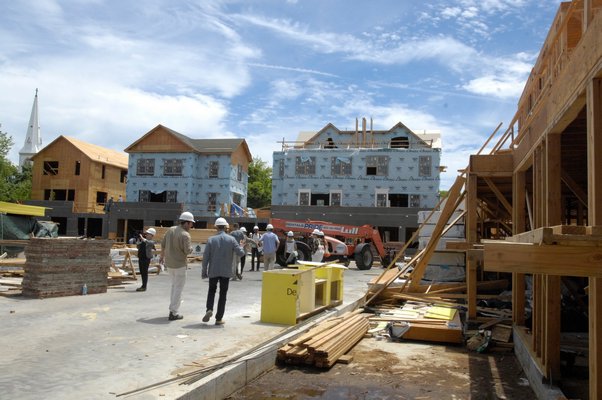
[249,226,262,271]
[136,227,156,292]
[202,217,245,325]
[312,231,325,262]
[259,224,279,270]
[239,226,248,275]
[160,211,194,321]
[229,223,246,280]
[284,231,297,266]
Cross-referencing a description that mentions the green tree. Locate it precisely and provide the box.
[0,127,32,202]
[247,157,272,209]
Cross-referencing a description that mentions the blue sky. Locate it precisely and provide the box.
[0,0,562,189]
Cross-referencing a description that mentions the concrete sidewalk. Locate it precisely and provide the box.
[0,262,378,399]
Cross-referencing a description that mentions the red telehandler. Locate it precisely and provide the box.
[270,218,397,269]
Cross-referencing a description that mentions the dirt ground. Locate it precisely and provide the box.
[227,337,535,400]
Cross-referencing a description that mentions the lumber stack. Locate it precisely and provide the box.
[277,311,369,368]
[22,238,113,298]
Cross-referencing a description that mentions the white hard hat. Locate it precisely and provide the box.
[145,228,156,236]
[179,211,195,223]
[312,229,320,235]
[266,224,274,230]
[215,217,229,227]
[287,231,294,237]
[240,227,247,232]
[253,226,259,230]
[317,231,325,237]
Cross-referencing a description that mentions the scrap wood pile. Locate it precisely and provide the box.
[277,310,369,368]
[367,301,464,344]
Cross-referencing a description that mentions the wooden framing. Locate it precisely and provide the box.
[30,136,128,213]
[476,1,602,395]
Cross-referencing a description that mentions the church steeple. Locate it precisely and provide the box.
[19,88,42,168]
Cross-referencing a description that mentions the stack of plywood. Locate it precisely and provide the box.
[22,238,113,298]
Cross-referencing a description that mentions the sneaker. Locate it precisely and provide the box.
[202,310,213,322]
[168,312,183,321]
[215,320,225,325]
[237,273,243,280]
[136,287,146,292]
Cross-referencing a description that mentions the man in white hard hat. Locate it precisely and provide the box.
[229,223,246,280]
[160,211,194,321]
[259,223,279,270]
[249,225,262,271]
[284,231,297,265]
[136,227,156,292]
[202,217,245,325]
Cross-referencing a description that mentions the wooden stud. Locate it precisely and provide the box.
[588,77,602,400]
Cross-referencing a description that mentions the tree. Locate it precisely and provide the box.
[247,157,272,209]
[0,127,32,202]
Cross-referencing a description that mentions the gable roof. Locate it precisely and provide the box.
[125,124,252,161]
[31,135,128,169]
[300,121,439,148]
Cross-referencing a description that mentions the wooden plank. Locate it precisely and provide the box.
[544,275,561,380]
[409,175,466,290]
[483,177,512,215]
[484,241,602,277]
[469,154,514,176]
[588,77,602,400]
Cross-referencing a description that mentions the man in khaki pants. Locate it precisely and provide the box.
[160,211,194,321]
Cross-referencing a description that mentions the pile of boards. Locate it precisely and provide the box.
[277,311,369,368]
[369,301,464,344]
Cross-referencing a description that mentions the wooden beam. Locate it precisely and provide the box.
[483,177,512,215]
[512,169,527,326]
[408,175,466,290]
[546,133,562,226]
[483,241,602,277]
[561,168,588,207]
[469,154,513,176]
[544,275,561,380]
[588,77,602,400]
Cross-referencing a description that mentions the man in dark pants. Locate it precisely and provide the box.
[136,227,156,292]
[201,217,245,325]
[249,225,262,271]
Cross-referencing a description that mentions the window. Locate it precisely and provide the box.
[163,159,183,176]
[232,192,242,206]
[43,161,59,175]
[295,156,316,175]
[391,136,409,149]
[74,161,80,176]
[298,189,310,206]
[237,165,243,181]
[366,156,388,176]
[209,161,219,178]
[96,191,108,205]
[419,156,432,177]
[120,170,127,183]
[166,191,178,203]
[375,189,389,207]
[136,159,155,176]
[207,193,218,211]
[331,157,352,176]
[44,189,74,201]
[101,165,106,179]
[410,194,421,208]
[278,159,284,178]
[330,190,342,207]
[139,190,150,202]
